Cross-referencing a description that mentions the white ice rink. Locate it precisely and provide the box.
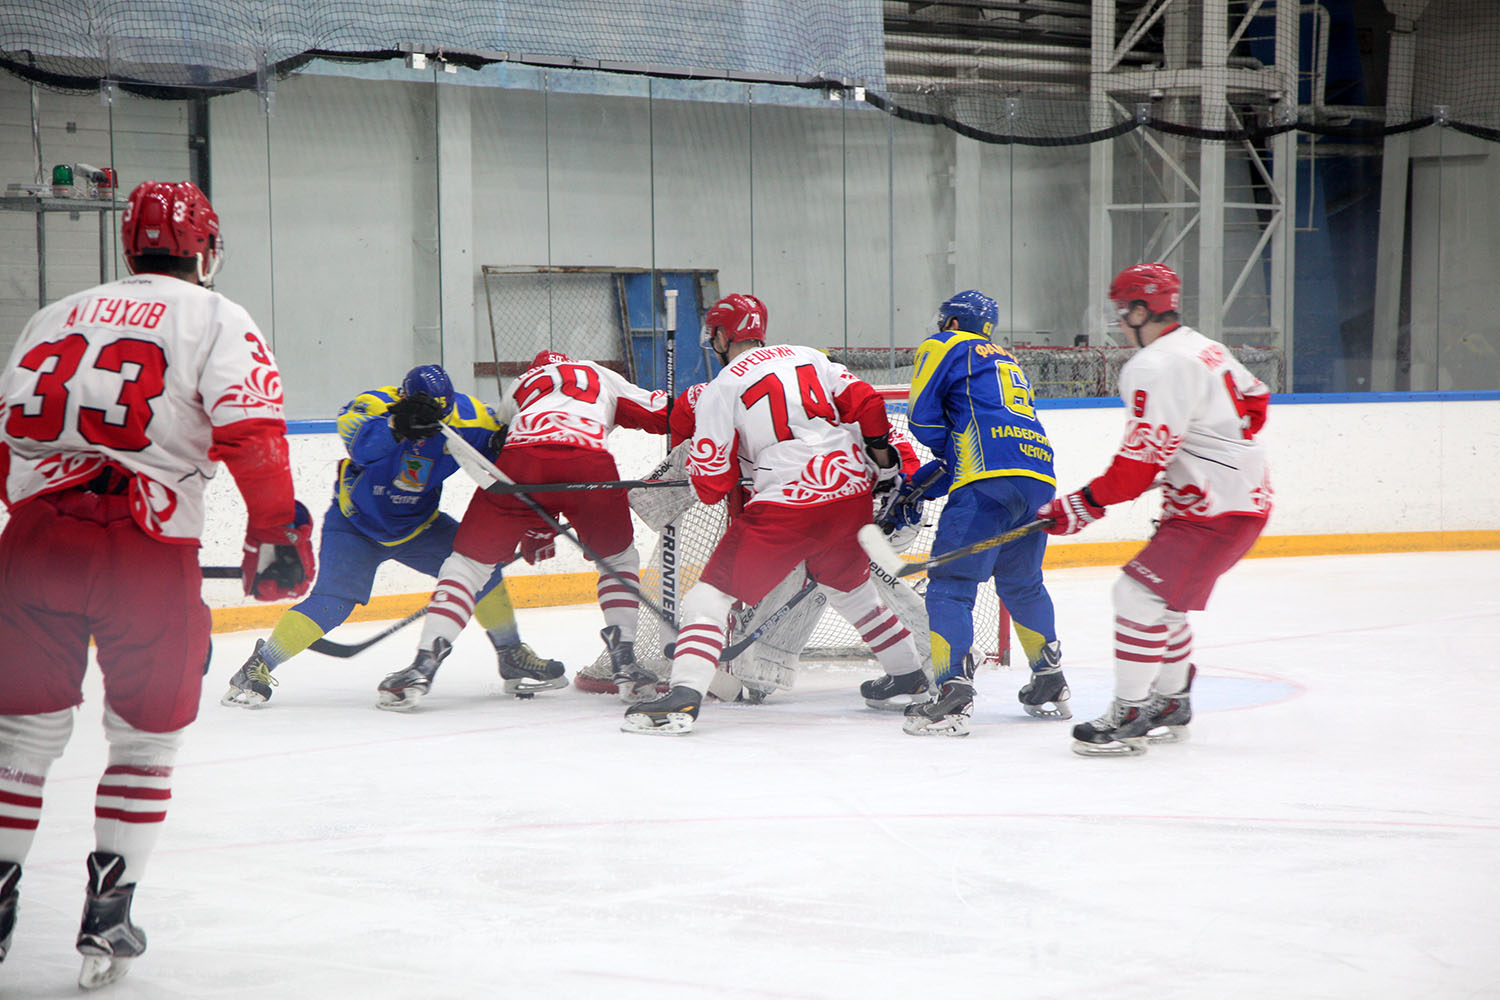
[3,550,1498,999]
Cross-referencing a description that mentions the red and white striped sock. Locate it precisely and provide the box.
[1155,622,1194,694]
[597,569,640,638]
[0,766,45,863]
[827,581,921,678]
[670,621,726,693]
[1114,614,1168,701]
[421,577,476,648]
[94,764,172,883]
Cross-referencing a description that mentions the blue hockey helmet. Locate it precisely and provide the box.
[936,290,999,337]
[399,364,455,417]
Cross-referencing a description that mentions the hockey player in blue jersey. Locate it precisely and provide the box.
[220,365,564,708]
[868,291,1070,736]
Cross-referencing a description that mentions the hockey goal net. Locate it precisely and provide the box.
[577,387,1010,690]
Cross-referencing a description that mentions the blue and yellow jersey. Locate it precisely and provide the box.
[908,330,1055,493]
[334,387,503,545]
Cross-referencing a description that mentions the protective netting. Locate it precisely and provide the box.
[827,345,1286,397]
[0,0,885,95]
[578,391,1008,688]
[5,2,1496,149]
[876,0,1500,145]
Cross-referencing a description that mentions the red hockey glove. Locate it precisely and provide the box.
[242,500,316,600]
[1037,488,1106,536]
[518,528,557,565]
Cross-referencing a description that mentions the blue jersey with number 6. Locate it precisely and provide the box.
[907,330,1056,493]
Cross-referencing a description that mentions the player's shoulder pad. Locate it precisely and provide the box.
[446,393,503,431]
[339,387,400,419]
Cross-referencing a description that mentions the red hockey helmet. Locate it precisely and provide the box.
[1109,262,1180,315]
[530,349,570,370]
[701,293,767,349]
[122,180,222,283]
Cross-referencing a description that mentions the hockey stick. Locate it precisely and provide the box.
[719,576,820,663]
[661,288,680,635]
[859,518,1053,579]
[479,477,689,494]
[874,460,946,530]
[201,566,240,579]
[439,423,674,626]
[307,607,426,657]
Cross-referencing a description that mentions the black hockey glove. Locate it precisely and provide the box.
[388,394,447,442]
[487,423,508,458]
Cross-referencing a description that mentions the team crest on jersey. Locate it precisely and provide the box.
[212,365,284,417]
[688,437,731,476]
[781,450,867,505]
[395,453,433,492]
[1119,420,1180,466]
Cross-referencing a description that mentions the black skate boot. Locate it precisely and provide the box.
[76,852,145,989]
[1017,640,1071,719]
[1071,697,1151,757]
[902,677,975,737]
[376,638,452,712]
[0,861,18,963]
[860,668,931,711]
[601,626,661,703]
[494,639,568,698]
[621,684,702,735]
[220,639,277,708]
[1144,665,1196,744]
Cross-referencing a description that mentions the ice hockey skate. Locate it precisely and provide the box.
[902,677,974,737]
[1017,641,1071,719]
[1144,665,1196,744]
[620,684,702,735]
[860,667,931,711]
[376,638,452,711]
[220,639,277,708]
[601,625,661,703]
[76,852,146,990]
[1071,697,1152,756]
[0,861,18,963]
[495,641,567,698]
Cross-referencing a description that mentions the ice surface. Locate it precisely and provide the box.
[3,552,1498,998]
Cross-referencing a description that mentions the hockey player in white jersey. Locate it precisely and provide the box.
[378,349,669,709]
[622,293,924,734]
[0,181,314,987]
[1038,262,1272,756]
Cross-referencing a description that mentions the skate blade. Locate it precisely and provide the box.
[620,712,695,736]
[901,718,971,737]
[1071,737,1147,757]
[1021,702,1072,720]
[219,689,268,708]
[1146,726,1189,745]
[865,696,925,712]
[503,676,569,697]
[375,691,426,712]
[79,953,135,989]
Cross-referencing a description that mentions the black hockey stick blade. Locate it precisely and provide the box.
[201,565,241,579]
[481,477,688,495]
[718,577,820,663]
[307,608,426,657]
[859,518,1053,579]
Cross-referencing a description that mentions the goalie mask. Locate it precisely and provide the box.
[122,180,223,285]
[399,364,455,418]
[701,293,767,362]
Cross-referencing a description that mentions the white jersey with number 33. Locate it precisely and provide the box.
[0,273,285,542]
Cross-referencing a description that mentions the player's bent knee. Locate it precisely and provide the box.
[103,705,185,767]
[681,581,734,625]
[0,708,74,769]
[1113,573,1169,626]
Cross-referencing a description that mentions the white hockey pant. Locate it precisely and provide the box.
[1112,574,1193,701]
[825,578,922,678]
